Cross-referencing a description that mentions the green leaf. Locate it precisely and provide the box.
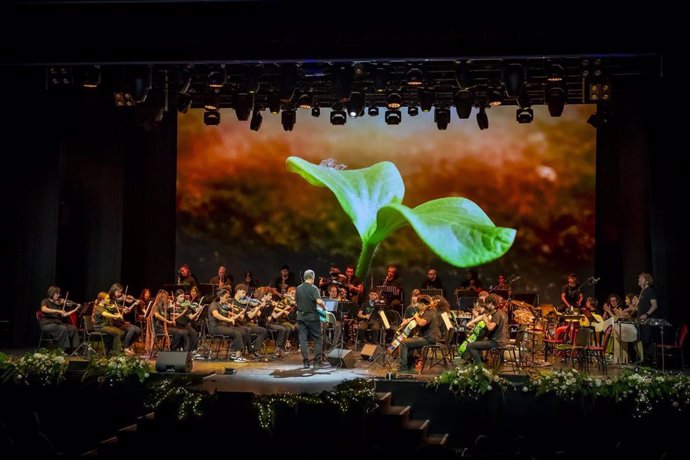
[286,156,405,241]
[371,197,516,267]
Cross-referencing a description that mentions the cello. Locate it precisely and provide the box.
[387,302,431,354]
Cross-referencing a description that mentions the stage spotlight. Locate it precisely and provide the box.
[204,110,220,126]
[408,106,419,117]
[434,108,450,130]
[587,103,610,128]
[503,63,525,98]
[347,92,365,118]
[453,90,473,119]
[177,93,192,113]
[547,85,566,117]
[516,107,533,124]
[311,106,321,117]
[406,67,424,86]
[47,67,73,87]
[81,65,101,89]
[176,64,193,94]
[281,109,296,131]
[330,109,347,125]
[384,109,401,125]
[207,66,226,89]
[476,106,488,130]
[204,95,219,112]
[268,93,281,114]
[547,63,564,82]
[418,89,435,112]
[373,67,389,92]
[278,64,297,103]
[298,93,313,109]
[250,110,263,131]
[333,64,353,102]
[234,93,253,121]
[386,92,401,109]
[368,105,379,117]
[488,91,503,107]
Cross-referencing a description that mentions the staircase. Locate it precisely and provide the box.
[368,391,449,452]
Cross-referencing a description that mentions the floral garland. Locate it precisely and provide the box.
[253,378,378,430]
[0,348,68,386]
[527,369,690,418]
[83,354,153,386]
[146,374,210,420]
[429,364,508,399]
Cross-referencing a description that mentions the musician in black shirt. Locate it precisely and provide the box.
[560,273,583,312]
[465,294,509,365]
[396,296,440,372]
[637,272,658,364]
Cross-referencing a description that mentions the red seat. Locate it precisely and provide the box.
[656,324,687,370]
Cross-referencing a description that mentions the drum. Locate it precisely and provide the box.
[513,308,535,325]
[617,321,638,342]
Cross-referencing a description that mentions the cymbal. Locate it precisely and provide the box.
[540,304,558,316]
[511,300,534,310]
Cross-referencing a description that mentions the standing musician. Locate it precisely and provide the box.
[39,285,81,351]
[560,273,583,313]
[465,294,509,365]
[207,289,247,362]
[108,283,142,354]
[210,265,233,293]
[636,272,658,364]
[296,270,328,369]
[343,265,365,304]
[395,296,439,372]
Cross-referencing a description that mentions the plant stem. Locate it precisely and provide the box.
[355,242,378,278]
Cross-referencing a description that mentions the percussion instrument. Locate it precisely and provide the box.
[513,308,535,325]
[616,321,638,342]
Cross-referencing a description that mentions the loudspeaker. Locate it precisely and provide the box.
[360,344,384,361]
[155,351,193,373]
[326,348,356,369]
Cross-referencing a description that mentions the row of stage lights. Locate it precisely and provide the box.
[46,60,615,130]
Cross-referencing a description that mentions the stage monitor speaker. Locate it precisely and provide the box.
[326,348,356,369]
[360,344,384,361]
[155,351,193,373]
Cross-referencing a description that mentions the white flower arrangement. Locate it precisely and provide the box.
[3,349,68,386]
[430,364,507,399]
[84,354,152,385]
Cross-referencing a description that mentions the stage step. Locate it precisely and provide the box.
[375,391,392,411]
[427,433,449,447]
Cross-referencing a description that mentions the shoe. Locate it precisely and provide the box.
[303,360,310,369]
[230,354,248,363]
[251,352,264,360]
[123,348,135,355]
[313,361,326,369]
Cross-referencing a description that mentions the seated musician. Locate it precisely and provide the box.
[92,292,125,354]
[207,289,247,362]
[152,290,191,352]
[136,288,152,324]
[177,263,198,289]
[171,289,201,353]
[108,283,142,354]
[395,296,440,372]
[357,291,383,347]
[460,269,483,295]
[39,285,81,352]
[273,286,299,347]
[232,284,267,359]
[270,264,298,298]
[324,285,344,350]
[580,297,604,345]
[431,295,453,333]
[465,294,509,365]
[254,287,288,357]
[404,289,421,319]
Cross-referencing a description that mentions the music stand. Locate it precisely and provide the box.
[164,283,189,294]
[198,283,216,297]
[420,288,444,298]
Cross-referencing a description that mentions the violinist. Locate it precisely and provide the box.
[39,285,81,351]
[271,286,298,345]
[207,289,247,362]
[231,284,266,359]
[357,291,384,347]
[92,292,125,354]
[152,289,190,352]
[136,288,152,323]
[107,284,142,354]
[171,289,200,353]
[254,287,288,357]
[395,296,440,373]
